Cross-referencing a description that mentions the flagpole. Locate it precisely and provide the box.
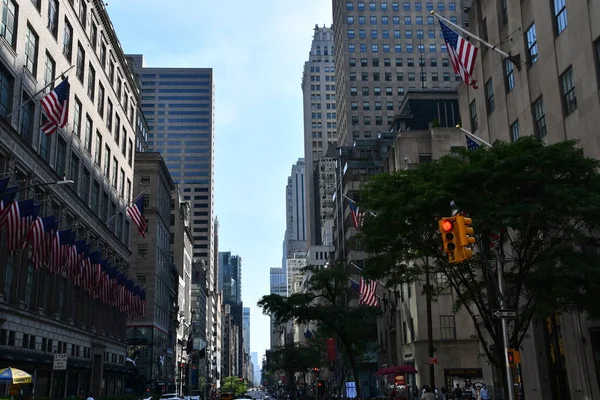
[6,65,75,120]
[343,194,377,217]
[456,125,493,148]
[431,11,521,69]
[105,190,146,227]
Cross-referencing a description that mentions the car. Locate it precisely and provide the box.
[220,393,234,400]
[161,394,182,400]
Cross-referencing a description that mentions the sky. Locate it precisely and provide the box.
[106,1,332,365]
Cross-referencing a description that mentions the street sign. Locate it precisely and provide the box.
[53,353,67,370]
[492,309,517,319]
[428,357,438,364]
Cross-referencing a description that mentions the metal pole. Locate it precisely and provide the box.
[6,65,75,119]
[497,259,514,400]
[456,126,493,148]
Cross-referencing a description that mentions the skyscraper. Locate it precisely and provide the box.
[302,25,337,247]
[332,0,466,146]
[285,159,307,257]
[126,54,218,381]
[243,307,251,356]
[269,267,288,348]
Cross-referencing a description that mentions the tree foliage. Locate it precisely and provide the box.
[258,265,381,398]
[221,376,248,396]
[359,137,600,367]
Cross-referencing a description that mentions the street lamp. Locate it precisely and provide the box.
[7,179,75,194]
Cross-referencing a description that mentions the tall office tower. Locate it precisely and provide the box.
[218,252,242,304]
[332,0,465,146]
[285,159,307,258]
[251,352,261,384]
[126,54,218,378]
[302,25,337,247]
[243,307,251,356]
[269,267,288,348]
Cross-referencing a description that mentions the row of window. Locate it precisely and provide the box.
[349,28,447,40]
[311,112,337,120]
[346,1,457,12]
[309,75,335,82]
[349,56,450,67]
[348,14,456,26]
[310,102,337,110]
[309,84,336,92]
[349,42,448,53]
[308,66,336,73]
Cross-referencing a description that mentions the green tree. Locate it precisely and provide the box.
[258,265,381,399]
[221,376,248,396]
[263,341,323,395]
[359,137,600,382]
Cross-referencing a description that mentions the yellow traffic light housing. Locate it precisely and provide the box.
[455,215,476,261]
[507,348,521,367]
[438,217,464,263]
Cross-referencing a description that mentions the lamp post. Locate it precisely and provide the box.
[7,179,74,194]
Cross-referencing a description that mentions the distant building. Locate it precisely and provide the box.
[128,152,177,392]
[269,267,288,348]
[243,307,250,356]
[285,159,307,257]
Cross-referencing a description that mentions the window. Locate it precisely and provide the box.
[128,140,133,166]
[469,100,478,131]
[553,0,567,35]
[55,137,67,177]
[526,24,538,65]
[24,25,39,74]
[90,21,98,49]
[485,79,495,114]
[104,146,110,177]
[119,169,125,197]
[440,315,456,340]
[44,53,56,89]
[76,43,85,82]
[106,100,113,132]
[73,97,82,139]
[510,120,520,142]
[84,115,92,152]
[97,83,104,116]
[47,0,58,37]
[87,64,95,100]
[19,92,34,142]
[1,0,18,49]
[532,97,547,139]
[121,129,127,155]
[112,158,118,188]
[95,132,102,165]
[78,0,87,26]
[560,66,577,116]
[0,64,13,118]
[504,59,515,92]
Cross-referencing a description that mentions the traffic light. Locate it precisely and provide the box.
[455,216,476,260]
[438,217,463,263]
[507,348,521,367]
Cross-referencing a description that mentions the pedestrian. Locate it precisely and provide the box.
[453,385,463,400]
[420,387,435,400]
[479,385,490,400]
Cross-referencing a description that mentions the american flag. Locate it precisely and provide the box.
[27,215,56,268]
[359,277,379,307]
[439,20,479,89]
[67,240,87,282]
[1,199,36,252]
[466,135,481,150]
[83,250,101,293]
[0,176,9,194]
[50,230,75,273]
[348,199,366,230]
[127,196,147,238]
[41,78,70,135]
[41,113,58,136]
[0,186,18,220]
[4,200,39,252]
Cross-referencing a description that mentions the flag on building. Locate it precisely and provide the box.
[2,199,37,252]
[0,177,9,194]
[466,135,481,150]
[359,277,379,307]
[27,215,56,268]
[127,195,147,238]
[439,20,478,89]
[0,186,18,217]
[41,114,58,136]
[40,78,70,135]
[348,199,365,230]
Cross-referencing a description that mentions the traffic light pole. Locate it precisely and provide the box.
[497,259,515,400]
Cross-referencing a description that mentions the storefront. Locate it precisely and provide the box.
[443,368,483,397]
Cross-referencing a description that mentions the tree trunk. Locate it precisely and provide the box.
[342,339,362,399]
[425,266,435,390]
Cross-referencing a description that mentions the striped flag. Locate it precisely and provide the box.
[126,195,147,238]
[0,186,18,220]
[359,277,379,307]
[348,199,366,230]
[50,230,75,273]
[439,20,479,89]
[41,113,58,136]
[2,199,37,252]
[27,216,56,268]
[41,78,70,135]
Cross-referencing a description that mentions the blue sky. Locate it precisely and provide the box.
[107,1,332,365]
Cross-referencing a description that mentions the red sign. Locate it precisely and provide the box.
[394,375,406,385]
[327,338,336,361]
[428,357,438,364]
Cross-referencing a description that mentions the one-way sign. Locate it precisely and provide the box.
[492,309,518,319]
